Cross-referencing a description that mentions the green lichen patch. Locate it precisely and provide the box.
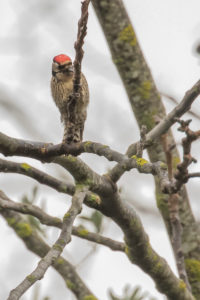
[119,24,136,46]
[21,163,31,171]
[27,275,36,283]
[124,244,136,263]
[185,259,200,298]
[86,193,101,208]
[63,212,71,221]
[53,244,63,252]
[56,258,65,265]
[15,222,32,238]
[58,239,65,246]
[172,156,181,169]
[185,259,200,282]
[89,193,101,204]
[178,280,186,290]
[66,280,76,291]
[83,141,92,151]
[160,162,167,170]
[77,227,89,237]
[6,217,17,226]
[112,56,124,66]
[156,192,169,221]
[131,155,148,166]
[137,80,152,100]
[66,155,77,163]
[83,295,98,300]
[139,112,155,131]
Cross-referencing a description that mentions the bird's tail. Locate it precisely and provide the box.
[62,123,83,144]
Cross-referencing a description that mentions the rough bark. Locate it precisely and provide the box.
[91,0,200,297]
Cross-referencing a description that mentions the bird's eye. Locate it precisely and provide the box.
[59,65,66,70]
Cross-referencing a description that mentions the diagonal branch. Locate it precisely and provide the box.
[108,80,200,182]
[161,91,200,121]
[7,186,87,300]
[146,79,200,145]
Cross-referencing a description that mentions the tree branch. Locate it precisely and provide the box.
[161,91,200,121]
[67,0,90,141]
[168,193,191,291]
[0,191,125,252]
[7,186,87,300]
[161,135,191,290]
[0,158,75,195]
[146,80,200,144]
[102,192,195,300]
[0,191,95,300]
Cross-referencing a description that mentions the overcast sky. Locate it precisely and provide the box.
[0,1,200,299]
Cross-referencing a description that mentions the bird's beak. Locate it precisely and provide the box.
[68,65,73,73]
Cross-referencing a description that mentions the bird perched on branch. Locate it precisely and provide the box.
[51,54,89,143]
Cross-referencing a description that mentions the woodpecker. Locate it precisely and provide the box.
[51,54,89,143]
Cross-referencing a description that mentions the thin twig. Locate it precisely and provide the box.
[147,79,200,143]
[161,91,200,121]
[110,80,200,183]
[173,119,200,191]
[188,172,200,178]
[67,0,90,138]
[136,125,147,157]
[161,134,173,181]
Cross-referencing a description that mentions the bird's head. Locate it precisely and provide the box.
[52,54,73,81]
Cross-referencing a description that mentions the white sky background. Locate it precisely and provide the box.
[0,0,200,299]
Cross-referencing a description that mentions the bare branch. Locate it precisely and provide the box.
[0,191,94,300]
[73,0,90,92]
[188,172,200,178]
[136,125,147,157]
[168,193,191,291]
[161,91,200,121]
[106,192,195,300]
[172,119,200,191]
[0,158,75,195]
[7,186,87,300]
[146,80,200,143]
[67,0,90,141]
[0,191,125,252]
[0,131,190,195]
[110,80,200,182]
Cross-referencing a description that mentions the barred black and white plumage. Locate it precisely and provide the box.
[51,54,89,143]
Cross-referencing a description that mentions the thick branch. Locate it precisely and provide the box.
[102,192,195,300]
[91,3,200,296]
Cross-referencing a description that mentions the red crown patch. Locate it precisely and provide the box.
[53,54,71,64]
